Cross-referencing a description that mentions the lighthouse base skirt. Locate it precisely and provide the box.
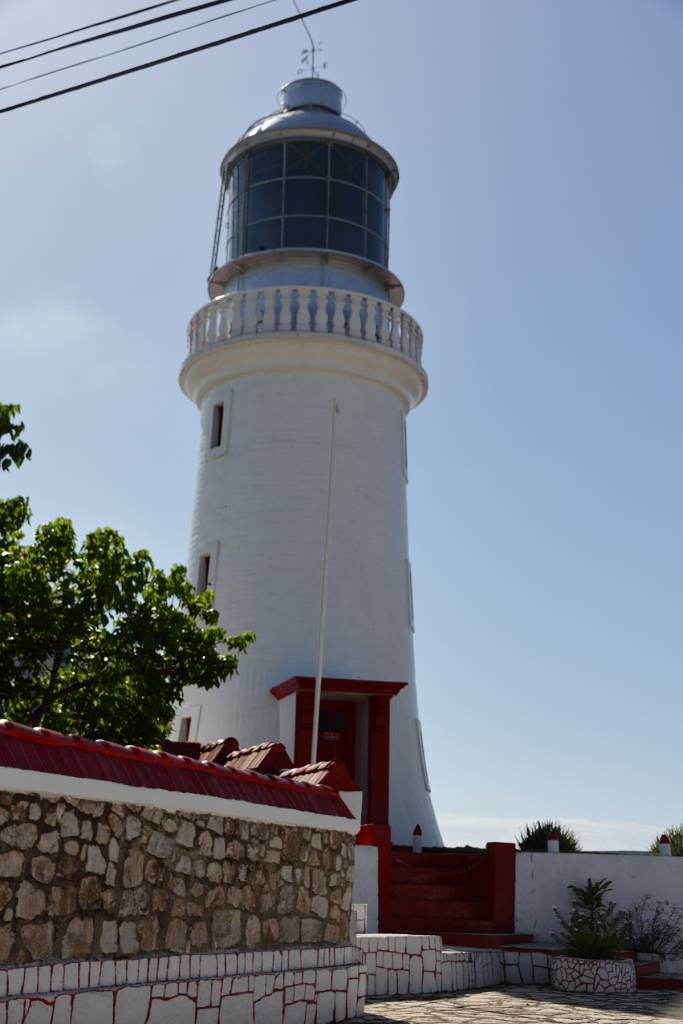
[0,945,366,1024]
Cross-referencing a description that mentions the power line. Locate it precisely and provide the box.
[0,0,280,96]
[0,0,360,117]
[0,1,185,58]
[0,0,249,72]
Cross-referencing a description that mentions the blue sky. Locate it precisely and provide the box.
[2,0,681,850]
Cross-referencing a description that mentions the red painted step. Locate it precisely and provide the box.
[635,961,661,979]
[390,866,484,886]
[440,932,534,949]
[638,973,683,990]
[390,881,480,900]
[390,900,482,921]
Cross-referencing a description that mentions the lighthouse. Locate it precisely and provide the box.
[178,77,441,846]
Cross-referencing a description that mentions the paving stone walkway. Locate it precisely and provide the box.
[353,986,683,1022]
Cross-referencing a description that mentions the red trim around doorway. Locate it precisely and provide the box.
[270,677,407,700]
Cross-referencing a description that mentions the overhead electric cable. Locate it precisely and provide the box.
[0,0,280,95]
[1,0,255,72]
[0,1,184,57]
[0,0,360,117]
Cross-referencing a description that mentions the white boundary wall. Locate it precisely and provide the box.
[516,852,683,970]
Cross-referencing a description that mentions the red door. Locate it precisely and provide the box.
[317,700,357,779]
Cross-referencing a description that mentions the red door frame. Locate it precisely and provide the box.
[271,676,406,827]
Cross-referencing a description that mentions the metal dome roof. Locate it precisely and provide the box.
[241,77,368,141]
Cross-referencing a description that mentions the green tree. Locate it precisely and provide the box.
[0,403,254,746]
[650,826,683,856]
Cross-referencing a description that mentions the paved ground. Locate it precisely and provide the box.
[352,987,683,1022]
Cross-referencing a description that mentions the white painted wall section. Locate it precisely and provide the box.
[516,851,683,971]
[352,845,378,932]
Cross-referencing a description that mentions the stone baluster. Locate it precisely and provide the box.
[211,300,221,343]
[359,297,368,340]
[215,301,225,345]
[308,289,318,333]
[341,293,352,335]
[387,306,397,349]
[221,296,232,340]
[240,292,256,335]
[405,317,414,360]
[273,289,283,332]
[375,301,388,344]
[234,293,245,337]
[290,288,300,332]
[325,290,339,334]
[347,294,363,339]
[260,288,278,333]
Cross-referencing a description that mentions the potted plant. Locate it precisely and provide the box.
[551,878,635,993]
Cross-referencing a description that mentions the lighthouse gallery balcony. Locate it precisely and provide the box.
[187,285,424,369]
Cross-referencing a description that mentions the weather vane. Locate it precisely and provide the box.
[292,0,327,78]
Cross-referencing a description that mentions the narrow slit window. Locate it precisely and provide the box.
[178,717,191,742]
[406,559,415,631]
[198,554,211,593]
[210,403,224,449]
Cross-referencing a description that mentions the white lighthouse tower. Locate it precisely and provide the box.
[178,77,441,846]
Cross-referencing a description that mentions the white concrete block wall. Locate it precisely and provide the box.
[516,851,683,971]
[180,334,441,846]
[0,946,365,1024]
[356,936,503,997]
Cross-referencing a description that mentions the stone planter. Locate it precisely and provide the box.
[550,955,636,993]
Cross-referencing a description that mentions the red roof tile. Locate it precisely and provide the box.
[224,742,293,774]
[280,761,359,792]
[0,721,352,819]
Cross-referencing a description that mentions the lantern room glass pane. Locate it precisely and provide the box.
[285,179,327,216]
[329,219,364,256]
[249,181,282,222]
[366,231,385,265]
[283,217,327,248]
[329,181,364,225]
[250,144,284,183]
[331,145,366,186]
[286,141,328,177]
[247,218,282,252]
[367,158,386,200]
[367,194,385,237]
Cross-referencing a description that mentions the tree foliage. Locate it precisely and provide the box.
[553,877,629,960]
[517,819,581,852]
[0,403,254,746]
[0,404,32,473]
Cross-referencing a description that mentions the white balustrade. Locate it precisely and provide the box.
[186,286,423,367]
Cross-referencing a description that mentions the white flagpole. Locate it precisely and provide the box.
[310,398,339,764]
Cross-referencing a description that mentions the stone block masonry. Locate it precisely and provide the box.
[0,790,354,965]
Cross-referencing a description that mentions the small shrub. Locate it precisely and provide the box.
[517,820,581,852]
[650,825,683,856]
[627,895,683,960]
[553,877,629,959]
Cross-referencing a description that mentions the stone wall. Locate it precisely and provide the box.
[0,790,354,965]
